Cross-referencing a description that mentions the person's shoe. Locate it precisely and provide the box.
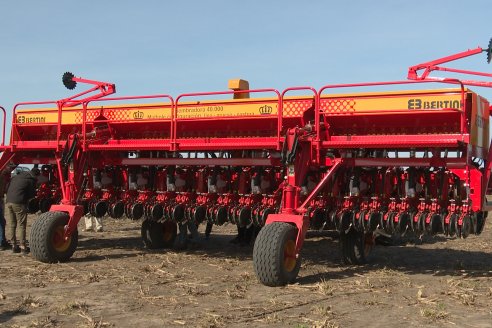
[95,227,103,232]
[21,246,30,255]
[12,245,21,253]
[1,241,11,251]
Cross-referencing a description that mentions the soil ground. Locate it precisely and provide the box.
[1,215,491,328]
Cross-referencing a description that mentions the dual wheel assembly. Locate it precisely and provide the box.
[253,222,374,286]
[141,220,178,249]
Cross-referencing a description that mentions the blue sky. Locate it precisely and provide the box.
[1,0,491,141]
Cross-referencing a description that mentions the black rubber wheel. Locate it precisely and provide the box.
[130,203,144,220]
[39,198,53,213]
[461,215,472,239]
[326,210,337,230]
[141,219,177,249]
[384,212,395,234]
[416,212,427,234]
[238,207,252,227]
[259,208,273,227]
[192,206,207,224]
[150,203,164,221]
[108,201,125,219]
[442,213,450,236]
[171,204,185,223]
[429,214,442,235]
[90,201,108,218]
[368,212,380,232]
[340,228,374,265]
[30,211,78,263]
[474,211,487,235]
[27,198,40,214]
[397,212,411,233]
[214,206,228,226]
[449,213,458,237]
[356,210,367,231]
[337,211,352,232]
[253,222,301,287]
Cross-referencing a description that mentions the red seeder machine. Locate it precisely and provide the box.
[1,41,492,286]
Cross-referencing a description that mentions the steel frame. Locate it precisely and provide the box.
[0,42,491,261]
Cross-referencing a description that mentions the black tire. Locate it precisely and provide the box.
[475,211,487,235]
[368,212,380,232]
[429,214,442,235]
[461,215,471,239]
[130,203,144,220]
[449,213,458,237]
[397,212,411,233]
[340,228,374,265]
[253,222,301,287]
[30,211,78,263]
[108,201,125,219]
[141,219,177,249]
[27,198,40,214]
[39,198,53,213]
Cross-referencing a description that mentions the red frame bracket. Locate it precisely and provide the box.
[408,44,492,87]
[61,75,116,108]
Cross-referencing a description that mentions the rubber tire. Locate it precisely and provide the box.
[429,214,442,235]
[30,211,78,263]
[475,211,487,235]
[253,222,301,287]
[340,228,373,265]
[141,220,177,249]
[108,201,125,219]
[27,198,40,214]
[39,198,53,213]
[461,215,471,239]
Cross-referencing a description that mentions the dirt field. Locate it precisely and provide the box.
[0,215,491,328]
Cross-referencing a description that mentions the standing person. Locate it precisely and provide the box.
[6,167,39,254]
[0,169,11,250]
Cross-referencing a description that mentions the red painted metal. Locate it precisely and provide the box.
[281,86,318,147]
[408,46,492,87]
[83,94,174,151]
[174,88,282,151]
[62,75,116,108]
[318,79,467,139]
[296,159,342,213]
[0,106,6,148]
[2,42,492,273]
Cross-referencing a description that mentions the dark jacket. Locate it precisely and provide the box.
[6,171,37,204]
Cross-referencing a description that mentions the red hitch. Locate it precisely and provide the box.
[408,38,492,87]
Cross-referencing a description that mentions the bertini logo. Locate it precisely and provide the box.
[133,111,144,119]
[259,105,273,115]
[408,98,461,110]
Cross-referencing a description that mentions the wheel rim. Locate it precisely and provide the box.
[283,239,297,272]
[52,226,71,252]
